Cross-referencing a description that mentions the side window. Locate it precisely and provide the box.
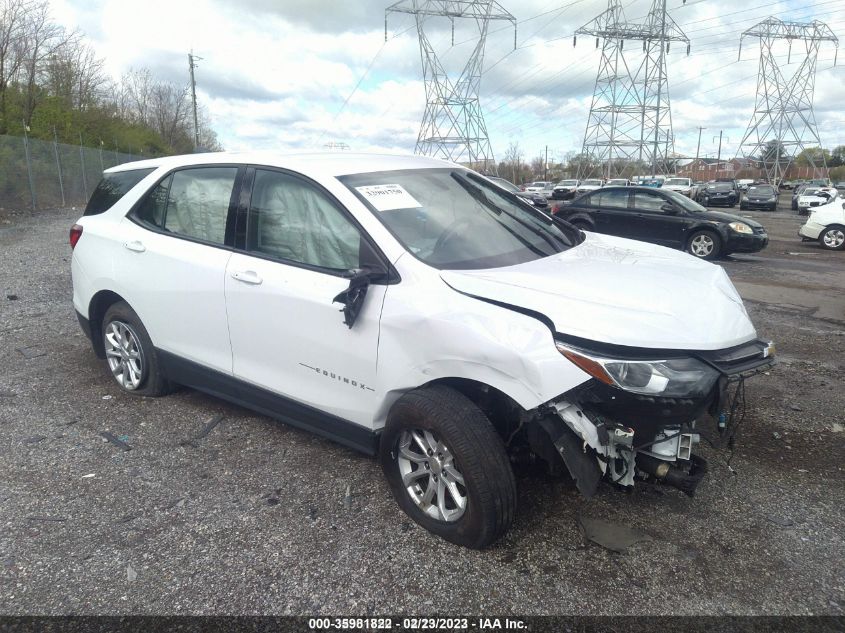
[135,175,172,228]
[633,191,668,212]
[84,168,155,216]
[592,189,629,209]
[247,170,361,271]
[162,168,238,244]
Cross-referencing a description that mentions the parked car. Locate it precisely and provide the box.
[663,177,693,197]
[797,186,838,216]
[575,178,604,194]
[699,182,739,208]
[798,198,845,250]
[834,181,845,193]
[740,184,779,211]
[605,178,631,187]
[70,153,775,548]
[488,176,548,209]
[551,179,580,200]
[792,183,813,210]
[559,185,768,260]
[523,181,555,198]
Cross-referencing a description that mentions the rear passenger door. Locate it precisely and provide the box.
[119,166,241,373]
[583,188,632,236]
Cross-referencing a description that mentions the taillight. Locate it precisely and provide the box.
[69,224,83,250]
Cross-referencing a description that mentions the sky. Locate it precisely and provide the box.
[49,0,845,166]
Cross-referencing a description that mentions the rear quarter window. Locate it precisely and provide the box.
[84,168,156,216]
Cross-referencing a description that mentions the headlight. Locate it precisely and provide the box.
[729,221,753,234]
[769,196,778,202]
[556,344,720,398]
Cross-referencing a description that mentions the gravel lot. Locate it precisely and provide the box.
[1,204,843,616]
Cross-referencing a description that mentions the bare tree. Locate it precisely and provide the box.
[151,80,190,147]
[0,0,31,132]
[121,67,153,125]
[502,142,522,183]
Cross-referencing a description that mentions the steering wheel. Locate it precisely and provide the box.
[432,217,473,255]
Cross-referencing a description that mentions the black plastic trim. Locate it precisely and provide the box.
[76,310,92,343]
[157,350,380,456]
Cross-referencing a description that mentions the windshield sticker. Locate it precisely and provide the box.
[355,184,422,211]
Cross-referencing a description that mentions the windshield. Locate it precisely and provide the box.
[582,179,603,186]
[340,168,582,270]
[802,187,821,196]
[607,179,628,185]
[664,189,707,213]
[558,180,577,186]
[488,177,520,193]
[664,178,689,186]
[748,185,775,195]
[707,183,732,191]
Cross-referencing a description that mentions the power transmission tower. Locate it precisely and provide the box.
[637,0,689,177]
[188,51,203,151]
[736,17,839,185]
[574,1,647,179]
[385,1,516,171]
[575,0,688,179]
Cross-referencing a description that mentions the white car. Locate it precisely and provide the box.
[798,198,845,250]
[523,181,555,198]
[576,178,604,194]
[797,187,839,215]
[70,152,775,548]
[605,178,631,187]
[663,177,693,197]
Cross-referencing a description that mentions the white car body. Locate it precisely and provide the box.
[799,198,845,240]
[576,179,604,194]
[663,177,693,197]
[70,152,774,545]
[524,181,555,198]
[797,187,839,212]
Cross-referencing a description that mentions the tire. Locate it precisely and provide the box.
[102,301,173,397]
[687,230,722,260]
[379,385,516,549]
[819,225,845,251]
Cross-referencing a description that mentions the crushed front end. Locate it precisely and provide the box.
[526,337,776,497]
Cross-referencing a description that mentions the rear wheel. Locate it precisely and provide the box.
[380,386,516,549]
[687,230,721,260]
[819,226,845,251]
[102,302,173,396]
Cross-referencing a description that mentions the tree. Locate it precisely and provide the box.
[828,145,845,168]
[501,142,522,183]
[760,139,789,169]
[794,146,830,167]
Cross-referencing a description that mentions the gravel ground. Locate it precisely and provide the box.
[0,205,843,616]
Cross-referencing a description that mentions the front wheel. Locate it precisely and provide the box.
[819,226,845,250]
[687,230,722,260]
[379,386,516,549]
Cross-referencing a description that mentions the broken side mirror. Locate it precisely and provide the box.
[332,265,390,328]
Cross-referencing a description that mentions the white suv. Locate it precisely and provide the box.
[71,152,775,548]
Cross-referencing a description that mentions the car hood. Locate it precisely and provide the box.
[808,200,845,223]
[440,232,757,351]
[692,209,764,228]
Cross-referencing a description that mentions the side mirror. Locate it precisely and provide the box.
[661,203,678,214]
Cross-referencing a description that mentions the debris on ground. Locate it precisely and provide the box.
[126,564,137,582]
[16,346,45,359]
[100,431,131,452]
[181,414,224,447]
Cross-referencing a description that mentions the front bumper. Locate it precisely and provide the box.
[741,199,778,210]
[706,195,737,206]
[799,221,824,240]
[551,189,576,200]
[544,338,775,495]
[725,230,768,253]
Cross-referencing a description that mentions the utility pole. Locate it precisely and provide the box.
[544,145,548,181]
[695,126,706,165]
[714,131,724,177]
[188,51,203,151]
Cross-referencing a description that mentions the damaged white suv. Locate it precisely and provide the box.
[71,153,775,548]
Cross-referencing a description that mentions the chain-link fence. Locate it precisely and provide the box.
[0,134,147,211]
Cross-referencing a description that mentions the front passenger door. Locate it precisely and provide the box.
[225,168,387,429]
[629,191,688,247]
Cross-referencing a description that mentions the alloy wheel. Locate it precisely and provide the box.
[104,320,145,390]
[396,429,467,522]
[822,228,844,249]
[690,234,715,257]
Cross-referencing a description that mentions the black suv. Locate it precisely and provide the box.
[699,181,739,208]
[557,186,768,260]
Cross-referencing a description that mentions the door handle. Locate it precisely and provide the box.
[231,270,263,285]
[123,240,146,253]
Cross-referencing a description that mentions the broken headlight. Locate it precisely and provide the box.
[556,343,720,398]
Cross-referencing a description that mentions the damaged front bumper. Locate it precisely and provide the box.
[531,338,775,497]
